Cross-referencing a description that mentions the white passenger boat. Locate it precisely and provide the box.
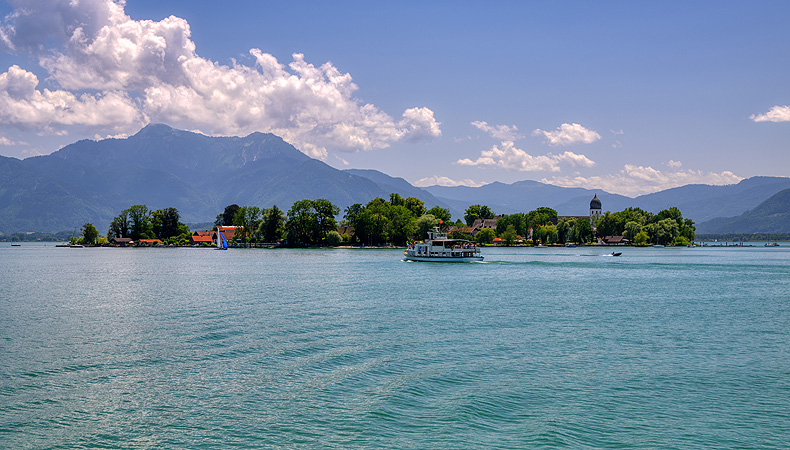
[404,227,483,262]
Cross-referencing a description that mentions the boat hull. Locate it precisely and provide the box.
[404,255,483,263]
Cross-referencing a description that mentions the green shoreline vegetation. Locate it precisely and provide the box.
[4,193,712,248]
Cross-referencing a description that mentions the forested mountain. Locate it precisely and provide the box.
[696,188,790,234]
[1,123,788,235]
[343,169,459,217]
[0,125,420,234]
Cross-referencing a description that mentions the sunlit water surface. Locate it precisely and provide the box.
[1,244,789,448]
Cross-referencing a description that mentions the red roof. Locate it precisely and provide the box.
[191,235,213,243]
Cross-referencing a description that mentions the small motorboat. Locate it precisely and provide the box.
[611,251,622,257]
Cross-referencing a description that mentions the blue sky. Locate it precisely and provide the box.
[0,0,788,196]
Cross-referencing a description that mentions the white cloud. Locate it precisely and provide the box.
[93,132,130,141]
[667,160,682,168]
[0,0,441,158]
[542,165,744,197]
[457,141,596,172]
[0,65,145,130]
[471,120,523,141]
[532,123,601,146]
[0,135,27,146]
[413,175,485,187]
[555,151,597,168]
[401,107,442,142]
[751,105,790,123]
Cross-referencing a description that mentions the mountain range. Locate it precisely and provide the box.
[0,124,788,235]
[695,188,790,234]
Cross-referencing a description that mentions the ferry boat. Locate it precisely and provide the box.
[404,227,483,263]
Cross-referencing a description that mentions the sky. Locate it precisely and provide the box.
[0,0,788,197]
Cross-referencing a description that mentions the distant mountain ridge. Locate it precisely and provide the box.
[0,124,436,234]
[422,176,790,224]
[696,188,790,234]
[0,124,787,234]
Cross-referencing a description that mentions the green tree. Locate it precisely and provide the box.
[571,217,592,244]
[260,205,285,243]
[108,210,130,239]
[325,230,342,246]
[313,199,340,244]
[127,205,153,240]
[475,228,496,244]
[556,218,570,244]
[653,218,679,245]
[543,224,559,244]
[387,205,416,245]
[403,197,426,217]
[233,206,262,243]
[389,193,405,207]
[151,207,182,239]
[595,211,619,238]
[414,214,440,241]
[634,230,650,245]
[496,213,527,236]
[82,223,99,246]
[527,207,558,231]
[216,204,240,227]
[286,200,318,246]
[464,204,495,226]
[680,218,696,242]
[623,221,642,242]
[502,224,518,246]
[426,206,451,227]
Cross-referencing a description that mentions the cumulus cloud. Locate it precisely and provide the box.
[471,120,523,141]
[0,0,440,158]
[457,141,596,172]
[667,160,682,168]
[0,135,27,146]
[532,123,601,146]
[401,107,442,142]
[413,175,485,188]
[0,65,145,129]
[750,105,790,123]
[542,165,743,197]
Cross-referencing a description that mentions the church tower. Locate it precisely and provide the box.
[589,194,602,227]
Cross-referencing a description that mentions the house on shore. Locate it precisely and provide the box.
[599,236,629,246]
[111,237,133,247]
[191,230,214,245]
[137,238,163,246]
[469,217,501,235]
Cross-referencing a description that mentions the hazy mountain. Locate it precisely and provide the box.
[627,177,790,223]
[696,188,790,234]
[424,176,790,225]
[343,169,461,217]
[2,124,788,235]
[424,181,632,216]
[0,124,390,234]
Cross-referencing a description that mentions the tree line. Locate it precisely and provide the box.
[77,196,695,247]
[216,194,453,247]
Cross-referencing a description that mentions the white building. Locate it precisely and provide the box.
[590,194,601,227]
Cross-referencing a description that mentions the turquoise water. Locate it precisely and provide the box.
[1,244,788,449]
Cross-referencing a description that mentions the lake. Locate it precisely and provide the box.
[1,244,788,448]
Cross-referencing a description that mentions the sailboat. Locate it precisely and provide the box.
[215,229,228,250]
